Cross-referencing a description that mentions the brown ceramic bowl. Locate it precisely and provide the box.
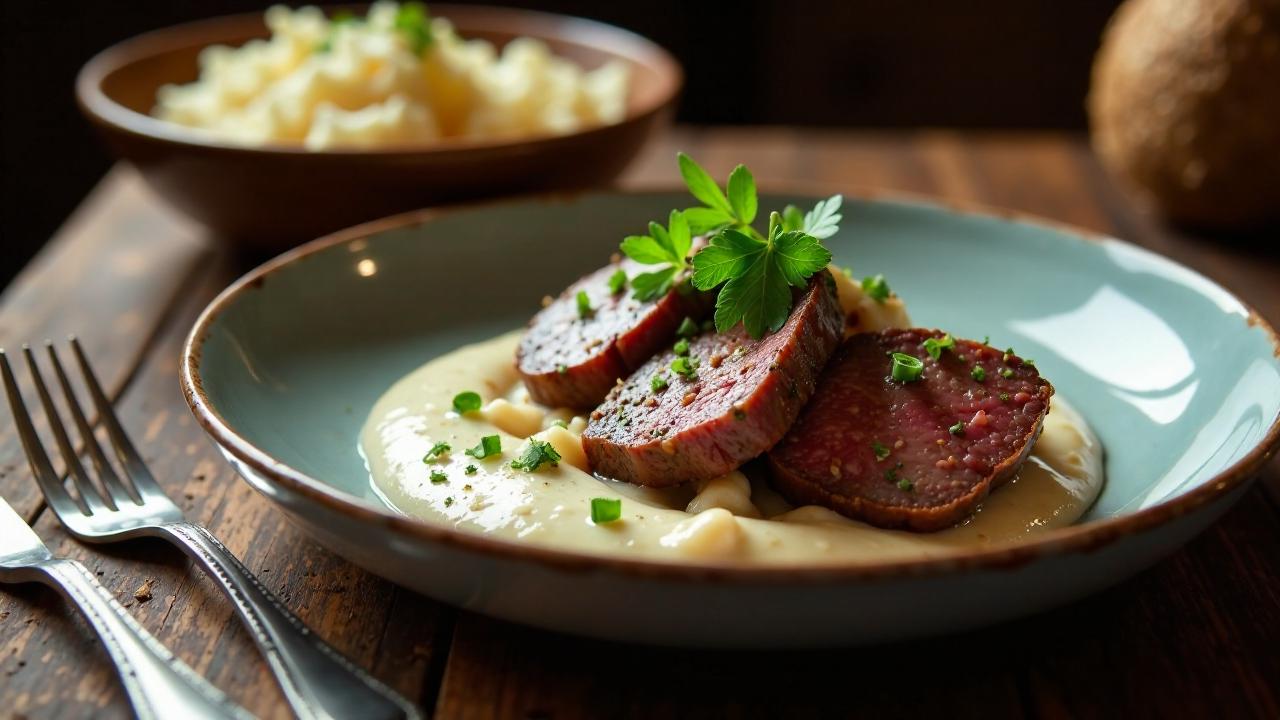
[76,4,682,250]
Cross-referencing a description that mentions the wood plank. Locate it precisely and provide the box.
[0,167,209,520]
[1,252,450,718]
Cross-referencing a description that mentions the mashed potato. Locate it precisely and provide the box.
[154,2,630,149]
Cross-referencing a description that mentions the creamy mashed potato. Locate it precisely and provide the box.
[154,3,630,149]
[361,273,1104,566]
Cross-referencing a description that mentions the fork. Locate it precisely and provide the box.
[0,340,421,720]
[0,496,252,719]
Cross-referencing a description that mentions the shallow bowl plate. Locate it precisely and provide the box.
[182,190,1280,647]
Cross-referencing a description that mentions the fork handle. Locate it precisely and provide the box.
[156,521,419,720]
[35,558,251,720]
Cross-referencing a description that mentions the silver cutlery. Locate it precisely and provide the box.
[0,496,252,720]
[1,341,421,720]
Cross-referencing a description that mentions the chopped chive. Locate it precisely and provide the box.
[590,497,622,524]
[510,439,561,472]
[896,477,915,492]
[556,364,568,375]
[872,440,891,461]
[444,496,454,507]
[861,274,891,303]
[429,469,448,484]
[999,367,1014,379]
[576,290,593,319]
[464,464,478,475]
[971,366,986,382]
[671,356,698,379]
[999,392,1011,401]
[1024,358,1036,367]
[949,421,965,436]
[676,317,699,337]
[608,269,628,294]
[465,434,502,459]
[422,441,451,462]
[923,334,955,361]
[650,373,668,392]
[983,335,990,345]
[673,338,690,356]
[890,352,924,382]
[452,391,482,414]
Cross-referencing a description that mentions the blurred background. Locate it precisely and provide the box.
[0,0,1124,285]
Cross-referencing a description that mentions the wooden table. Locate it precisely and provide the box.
[1,129,1277,719]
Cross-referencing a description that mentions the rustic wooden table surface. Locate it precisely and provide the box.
[1,128,1277,719]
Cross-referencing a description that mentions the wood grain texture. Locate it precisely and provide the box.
[1,129,1277,719]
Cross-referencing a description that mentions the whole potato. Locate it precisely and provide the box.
[1088,0,1280,229]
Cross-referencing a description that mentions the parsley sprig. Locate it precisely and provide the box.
[620,153,840,339]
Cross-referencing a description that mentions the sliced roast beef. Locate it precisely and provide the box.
[767,328,1053,531]
[517,260,709,409]
[583,271,843,487]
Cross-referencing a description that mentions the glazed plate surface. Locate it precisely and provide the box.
[182,190,1280,647]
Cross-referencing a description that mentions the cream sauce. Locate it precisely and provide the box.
[361,330,1104,566]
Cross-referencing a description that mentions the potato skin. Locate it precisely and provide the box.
[1088,0,1280,229]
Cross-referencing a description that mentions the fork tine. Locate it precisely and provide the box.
[46,342,142,506]
[70,338,161,493]
[0,349,87,518]
[22,346,115,513]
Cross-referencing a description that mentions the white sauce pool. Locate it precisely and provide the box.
[361,330,1104,566]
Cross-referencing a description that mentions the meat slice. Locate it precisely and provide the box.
[583,271,844,487]
[517,260,709,409]
[767,329,1053,531]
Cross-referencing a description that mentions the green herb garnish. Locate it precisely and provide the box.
[620,210,694,301]
[464,464,478,475]
[673,338,690,356]
[999,392,1011,401]
[429,469,448,484]
[394,1,433,55]
[452,391,482,414]
[465,435,502,459]
[971,366,986,382]
[861,274,891,303]
[422,441,451,463]
[510,439,561,472]
[444,496,454,507]
[896,478,915,492]
[949,421,965,436]
[670,356,699,379]
[872,441,891,461]
[576,290,593,319]
[890,352,924,382]
[608,269,627,294]
[999,367,1014,379]
[650,374,668,392]
[676,317,699,337]
[923,334,955,361]
[590,497,623,524]
[556,364,568,375]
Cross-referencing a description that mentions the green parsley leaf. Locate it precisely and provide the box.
[650,373,668,392]
[781,204,805,232]
[713,247,791,338]
[682,207,734,235]
[452,391,482,414]
[666,210,693,264]
[727,165,758,224]
[677,152,732,215]
[690,228,762,291]
[576,290,593,319]
[394,1,433,55]
[923,334,955,361]
[465,435,501,459]
[872,440,891,461]
[772,230,831,286]
[430,469,448,484]
[422,442,451,463]
[630,267,679,302]
[891,352,924,382]
[619,235,671,264]
[608,269,627,294]
[676,316,699,338]
[861,274,891,303]
[590,497,623,524]
[510,439,561,472]
[802,195,843,239]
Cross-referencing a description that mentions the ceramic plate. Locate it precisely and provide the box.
[181,190,1280,647]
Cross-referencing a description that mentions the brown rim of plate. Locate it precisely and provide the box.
[179,184,1280,584]
[75,3,683,156]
